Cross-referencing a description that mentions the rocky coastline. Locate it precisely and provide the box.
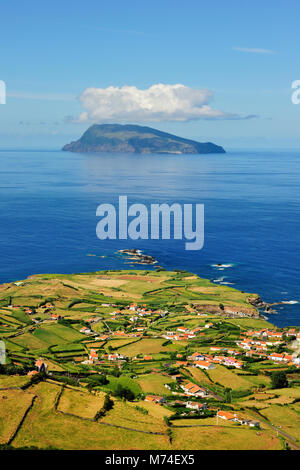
[118,249,157,265]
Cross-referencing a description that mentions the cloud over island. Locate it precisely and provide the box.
[72,84,257,123]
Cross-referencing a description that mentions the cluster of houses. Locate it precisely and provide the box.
[112,330,143,338]
[217,410,260,428]
[236,329,300,366]
[243,328,300,342]
[169,399,208,412]
[175,351,243,370]
[268,352,300,365]
[162,323,213,342]
[84,350,128,365]
[128,303,165,317]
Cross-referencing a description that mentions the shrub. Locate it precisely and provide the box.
[271,371,288,389]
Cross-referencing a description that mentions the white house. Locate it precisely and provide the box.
[181,382,207,397]
[186,401,207,411]
[194,360,215,370]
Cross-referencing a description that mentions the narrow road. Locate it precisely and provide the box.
[246,408,300,450]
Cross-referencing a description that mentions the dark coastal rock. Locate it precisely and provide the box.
[62,124,226,155]
[118,249,157,265]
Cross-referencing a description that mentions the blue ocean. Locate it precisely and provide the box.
[0,148,299,327]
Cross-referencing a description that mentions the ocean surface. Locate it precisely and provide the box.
[0,148,299,327]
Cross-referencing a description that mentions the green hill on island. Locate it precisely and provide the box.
[62,124,225,154]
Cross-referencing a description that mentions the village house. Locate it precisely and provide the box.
[181,382,207,397]
[194,360,215,370]
[268,352,286,362]
[97,334,110,341]
[212,355,227,364]
[35,359,48,373]
[217,410,261,428]
[113,330,127,337]
[266,330,283,339]
[191,327,202,333]
[286,328,297,337]
[223,357,243,368]
[217,410,237,421]
[80,327,92,335]
[145,395,165,404]
[186,401,207,411]
[177,327,190,333]
[89,349,98,363]
[226,349,240,356]
[129,303,138,311]
[188,352,205,361]
[238,339,253,350]
[51,313,61,320]
[108,353,127,361]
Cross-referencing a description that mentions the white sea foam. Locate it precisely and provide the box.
[281,300,299,305]
[213,277,225,283]
[211,263,234,269]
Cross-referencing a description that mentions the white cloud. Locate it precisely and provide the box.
[75,83,253,123]
[233,47,275,54]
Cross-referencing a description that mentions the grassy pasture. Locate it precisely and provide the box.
[207,365,253,391]
[0,389,35,444]
[12,333,48,350]
[0,374,31,388]
[171,425,281,450]
[259,404,300,441]
[100,375,142,397]
[102,399,167,433]
[117,338,174,357]
[137,373,173,395]
[12,382,170,450]
[57,388,105,419]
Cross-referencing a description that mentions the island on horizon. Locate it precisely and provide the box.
[62,123,226,155]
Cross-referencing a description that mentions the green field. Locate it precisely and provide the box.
[137,373,174,395]
[0,269,299,450]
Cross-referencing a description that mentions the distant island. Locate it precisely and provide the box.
[62,124,226,155]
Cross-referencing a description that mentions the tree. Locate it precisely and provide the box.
[86,373,108,390]
[103,394,114,411]
[114,384,135,401]
[225,387,232,403]
[271,371,288,389]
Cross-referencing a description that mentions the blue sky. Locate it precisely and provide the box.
[0,0,300,148]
